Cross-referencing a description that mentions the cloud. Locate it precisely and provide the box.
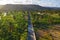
[0,0,14,5]
[0,0,32,5]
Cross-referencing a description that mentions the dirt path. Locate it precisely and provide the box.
[28,12,36,40]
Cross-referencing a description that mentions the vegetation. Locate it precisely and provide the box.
[31,10,60,40]
[0,11,28,40]
[0,10,60,40]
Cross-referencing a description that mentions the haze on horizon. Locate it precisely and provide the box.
[0,0,60,7]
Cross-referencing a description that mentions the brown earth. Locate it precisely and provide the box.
[35,25,60,40]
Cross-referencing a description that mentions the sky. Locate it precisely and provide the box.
[33,0,60,7]
[0,0,60,7]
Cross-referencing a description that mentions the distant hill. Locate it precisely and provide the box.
[0,4,60,11]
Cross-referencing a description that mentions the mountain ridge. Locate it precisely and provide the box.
[0,4,60,11]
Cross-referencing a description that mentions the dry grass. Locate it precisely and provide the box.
[35,25,60,40]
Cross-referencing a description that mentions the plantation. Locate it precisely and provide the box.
[0,11,28,40]
[0,10,60,40]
